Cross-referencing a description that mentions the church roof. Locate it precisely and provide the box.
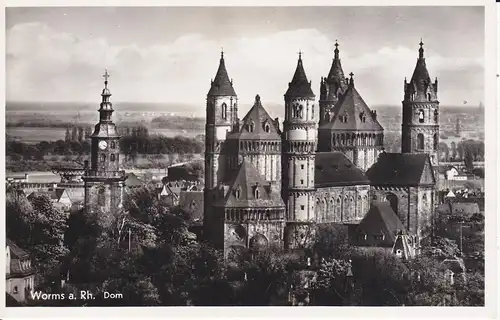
[323,75,383,131]
[207,51,237,97]
[405,40,437,102]
[91,122,120,138]
[315,152,370,187]
[285,53,315,98]
[324,41,348,100]
[227,95,281,141]
[366,153,435,186]
[222,159,285,208]
[356,201,406,247]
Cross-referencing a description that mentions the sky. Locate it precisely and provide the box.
[6,6,484,107]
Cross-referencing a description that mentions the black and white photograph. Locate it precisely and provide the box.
[2,2,495,316]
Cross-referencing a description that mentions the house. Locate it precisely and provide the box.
[124,172,143,189]
[27,188,72,212]
[6,239,35,303]
[156,183,180,206]
[349,201,417,259]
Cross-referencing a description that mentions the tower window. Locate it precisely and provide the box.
[98,187,105,206]
[433,133,438,150]
[417,133,424,150]
[248,122,255,133]
[110,154,115,162]
[254,188,260,199]
[222,103,227,119]
[301,205,305,210]
[111,142,116,149]
[100,154,106,162]
[418,109,425,123]
[301,164,304,169]
[264,123,270,133]
[300,179,304,185]
[235,187,241,199]
[434,109,439,122]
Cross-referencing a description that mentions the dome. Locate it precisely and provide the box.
[249,233,268,251]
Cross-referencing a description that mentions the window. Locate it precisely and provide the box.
[418,109,425,123]
[264,123,270,133]
[222,103,227,119]
[434,109,439,122]
[359,234,367,241]
[254,188,260,199]
[98,187,105,206]
[111,142,116,149]
[110,154,115,162]
[417,133,424,150]
[13,286,18,294]
[301,164,304,169]
[433,133,438,150]
[248,122,255,133]
[100,154,106,162]
[301,205,305,210]
[374,234,385,241]
[300,179,304,185]
[235,187,241,199]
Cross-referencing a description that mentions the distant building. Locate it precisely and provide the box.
[27,188,73,212]
[6,239,35,303]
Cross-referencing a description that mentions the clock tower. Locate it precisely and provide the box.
[83,70,126,216]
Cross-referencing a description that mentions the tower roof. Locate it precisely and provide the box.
[357,201,406,246]
[227,94,281,141]
[92,70,119,138]
[222,159,284,208]
[285,52,315,98]
[406,40,437,100]
[324,73,383,131]
[326,41,348,97]
[207,50,237,97]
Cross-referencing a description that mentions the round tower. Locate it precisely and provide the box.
[283,52,317,250]
[402,40,439,173]
[204,50,238,242]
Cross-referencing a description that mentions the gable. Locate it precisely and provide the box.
[419,156,436,185]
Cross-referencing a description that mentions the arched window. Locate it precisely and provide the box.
[433,133,438,150]
[222,103,227,119]
[100,154,106,162]
[434,109,439,122]
[254,187,260,199]
[264,122,270,133]
[427,93,431,101]
[98,187,105,206]
[385,193,398,217]
[111,141,116,149]
[417,133,424,150]
[248,122,255,133]
[110,154,115,162]
[235,187,241,199]
[418,109,425,123]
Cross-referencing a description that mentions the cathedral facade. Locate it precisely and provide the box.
[203,41,439,256]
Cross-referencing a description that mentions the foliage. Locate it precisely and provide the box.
[312,258,352,305]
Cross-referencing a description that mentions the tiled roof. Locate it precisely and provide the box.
[285,55,315,98]
[355,201,406,247]
[207,53,237,97]
[125,173,143,188]
[405,42,437,102]
[323,42,348,101]
[179,190,204,222]
[323,78,383,131]
[6,239,29,259]
[366,152,434,186]
[27,189,68,202]
[315,152,370,187]
[221,159,285,208]
[227,95,281,141]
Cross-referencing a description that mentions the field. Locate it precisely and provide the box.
[5,102,484,145]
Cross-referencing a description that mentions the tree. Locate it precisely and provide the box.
[450,142,457,160]
[464,148,474,172]
[78,126,85,142]
[438,142,449,161]
[312,258,352,305]
[71,126,78,142]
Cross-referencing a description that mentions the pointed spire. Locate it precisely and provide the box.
[419,39,424,59]
[285,52,315,98]
[334,40,339,60]
[208,49,236,96]
[349,72,354,86]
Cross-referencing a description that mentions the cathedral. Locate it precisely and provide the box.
[203,41,438,257]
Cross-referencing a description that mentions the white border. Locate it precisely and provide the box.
[1,0,497,319]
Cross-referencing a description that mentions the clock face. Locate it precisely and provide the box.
[98,140,108,150]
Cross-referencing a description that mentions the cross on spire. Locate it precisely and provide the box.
[103,69,110,88]
[335,40,339,49]
[221,47,224,59]
[298,50,303,60]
